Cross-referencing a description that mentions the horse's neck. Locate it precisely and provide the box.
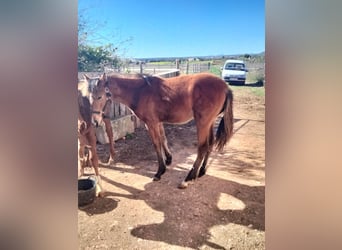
[112,78,146,110]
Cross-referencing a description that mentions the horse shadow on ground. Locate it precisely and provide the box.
[101,166,264,249]
[91,118,264,249]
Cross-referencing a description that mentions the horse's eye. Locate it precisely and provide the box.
[97,96,102,100]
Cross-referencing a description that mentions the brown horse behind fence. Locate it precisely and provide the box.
[78,88,104,195]
[91,72,234,188]
[79,75,115,163]
[78,75,115,195]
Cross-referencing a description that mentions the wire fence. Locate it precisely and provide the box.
[120,60,264,76]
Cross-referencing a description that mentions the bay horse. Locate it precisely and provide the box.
[79,75,115,163]
[77,75,114,196]
[91,72,234,188]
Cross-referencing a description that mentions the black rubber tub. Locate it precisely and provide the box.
[78,178,96,206]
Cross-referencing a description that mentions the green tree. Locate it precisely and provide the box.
[78,44,120,72]
[78,8,130,72]
[244,54,251,60]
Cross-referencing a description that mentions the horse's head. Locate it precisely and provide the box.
[89,73,112,127]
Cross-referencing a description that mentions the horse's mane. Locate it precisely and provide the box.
[107,73,169,91]
[107,73,152,79]
[107,73,178,105]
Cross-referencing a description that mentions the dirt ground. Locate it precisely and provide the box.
[78,84,265,250]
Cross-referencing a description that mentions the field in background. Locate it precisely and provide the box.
[117,54,265,85]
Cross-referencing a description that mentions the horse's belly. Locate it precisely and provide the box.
[164,110,193,124]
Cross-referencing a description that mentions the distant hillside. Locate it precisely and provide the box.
[133,52,265,63]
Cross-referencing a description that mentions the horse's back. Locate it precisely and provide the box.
[192,73,228,89]
[174,73,229,105]
[150,73,228,123]
[164,73,227,92]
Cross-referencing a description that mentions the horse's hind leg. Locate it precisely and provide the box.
[159,123,172,166]
[199,125,214,177]
[179,122,212,188]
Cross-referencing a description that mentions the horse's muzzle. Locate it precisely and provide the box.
[92,119,99,128]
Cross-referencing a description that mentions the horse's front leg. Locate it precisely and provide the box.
[78,137,85,177]
[88,130,105,197]
[103,118,115,163]
[146,122,166,181]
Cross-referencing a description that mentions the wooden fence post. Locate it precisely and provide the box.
[139,61,143,74]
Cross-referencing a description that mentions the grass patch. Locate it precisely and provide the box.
[125,133,135,139]
[230,85,265,97]
[207,66,265,98]
[249,87,265,97]
[246,70,264,84]
[208,65,221,77]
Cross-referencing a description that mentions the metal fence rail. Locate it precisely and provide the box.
[125,62,211,75]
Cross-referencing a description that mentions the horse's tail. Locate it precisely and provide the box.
[215,89,234,151]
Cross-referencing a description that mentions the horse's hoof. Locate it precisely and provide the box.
[153,176,161,181]
[165,156,172,166]
[178,181,188,189]
[97,191,106,198]
[101,160,114,166]
[99,161,109,166]
[109,158,115,165]
[198,168,206,178]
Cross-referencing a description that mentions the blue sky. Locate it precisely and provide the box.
[79,0,264,58]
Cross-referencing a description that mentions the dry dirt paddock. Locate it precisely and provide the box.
[78,84,265,250]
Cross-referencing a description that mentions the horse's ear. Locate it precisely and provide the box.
[100,73,107,81]
[83,74,90,80]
